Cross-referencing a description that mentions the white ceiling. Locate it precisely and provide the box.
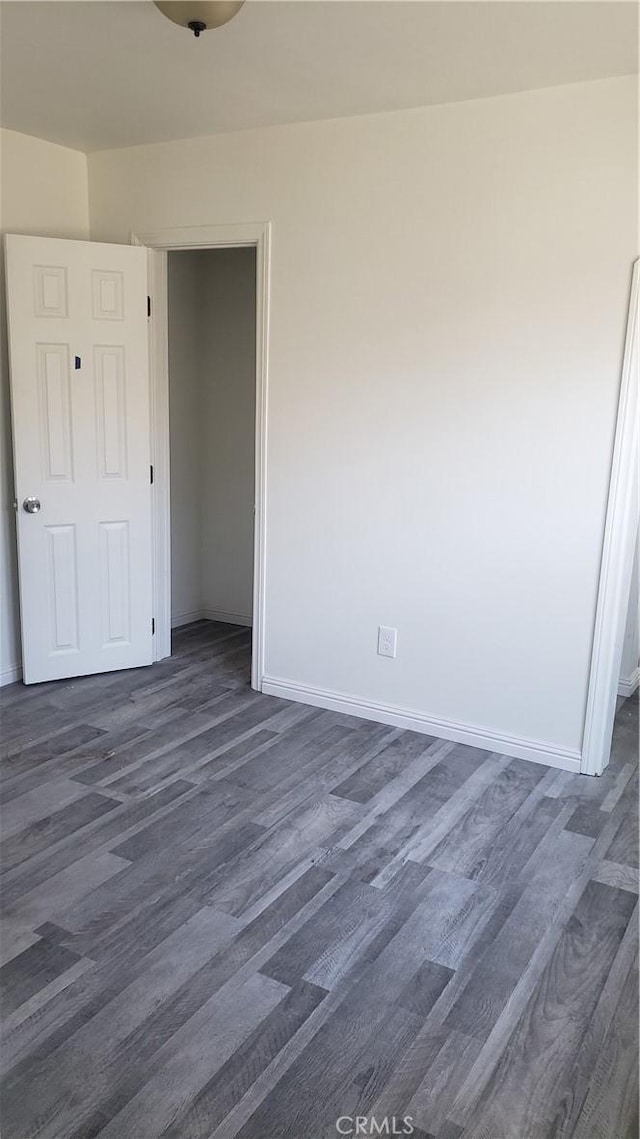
[0,1,636,153]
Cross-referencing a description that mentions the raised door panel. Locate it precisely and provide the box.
[37,344,74,482]
[33,265,68,318]
[92,269,124,321]
[45,524,79,655]
[94,346,127,479]
[99,521,131,647]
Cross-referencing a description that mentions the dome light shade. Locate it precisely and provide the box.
[153,1,244,36]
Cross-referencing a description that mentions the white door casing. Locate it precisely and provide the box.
[581,258,640,774]
[5,234,153,684]
[133,222,271,692]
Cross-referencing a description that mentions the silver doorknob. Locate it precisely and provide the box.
[23,497,41,514]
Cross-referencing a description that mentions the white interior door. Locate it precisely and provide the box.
[5,234,153,684]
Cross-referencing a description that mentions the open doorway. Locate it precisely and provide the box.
[166,247,257,686]
[137,221,270,692]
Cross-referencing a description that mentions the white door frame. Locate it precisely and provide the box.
[581,259,639,775]
[132,222,271,692]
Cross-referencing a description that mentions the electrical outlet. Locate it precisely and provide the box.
[377,625,397,658]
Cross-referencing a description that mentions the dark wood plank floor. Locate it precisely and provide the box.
[1,620,637,1139]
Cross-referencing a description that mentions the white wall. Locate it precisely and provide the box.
[200,248,255,624]
[90,77,640,761]
[168,248,255,627]
[0,129,89,684]
[168,251,202,622]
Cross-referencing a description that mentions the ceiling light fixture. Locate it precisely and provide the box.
[153,0,244,37]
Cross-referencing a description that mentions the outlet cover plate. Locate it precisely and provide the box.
[377,625,397,658]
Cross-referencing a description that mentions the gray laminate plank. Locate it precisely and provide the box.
[234,986,423,1139]
[331,730,438,803]
[605,789,639,869]
[206,975,371,1139]
[179,626,250,658]
[362,1025,449,1133]
[553,896,639,1139]
[0,703,81,751]
[437,1124,464,1139]
[397,960,454,1019]
[0,623,636,1139]
[335,739,455,847]
[90,971,288,1139]
[190,728,279,781]
[1,721,157,802]
[0,938,84,1015]
[203,795,361,918]
[47,659,186,715]
[262,876,401,990]
[253,726,400,831]
[469,791,563,888]
[592,859,639,894]
[600,760,637,813]
[227,719,357,793]
[68,865,342,1132]
[53,818,264,945]
[1,956,95,1036]
[110,779,255,861]
[459,880,636,1139]
[371,753,512,887]
[59,835,263,967]
[0,779,195,906]
[328,744,492,883]
[343,1002,431,1128]
[565,801,611,839]
[1,897,238,1076]
[424,880,502,973]
[375,886,522,1080]
[571,939,639,1139]
[446,797,631,1131]
[348,871,480,1006]
[334,887,521,1131]
[426,757,546,878]
[182,644,252,680]
[1,791,119,871]
[0,724,106,781]
[0,906,242,1139]
[0,779,92,840]
[82,677,233,735]
[69,691,254,786]
[158,980,328,1139]
[442,827,594,1041]
[1,851,130,966]
[405,1030,482,1137]
[107,695,286,793]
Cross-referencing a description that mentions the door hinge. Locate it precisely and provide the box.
[150,464,154,485]
[147,295,151,318]
[152,618,155,635]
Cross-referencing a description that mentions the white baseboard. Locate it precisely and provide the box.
[171,609,207,629]
[618,667,640,697]
[0,663,23,687]
[261,676,582,773]
[202,608,253,628]
[171,608,253,629]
